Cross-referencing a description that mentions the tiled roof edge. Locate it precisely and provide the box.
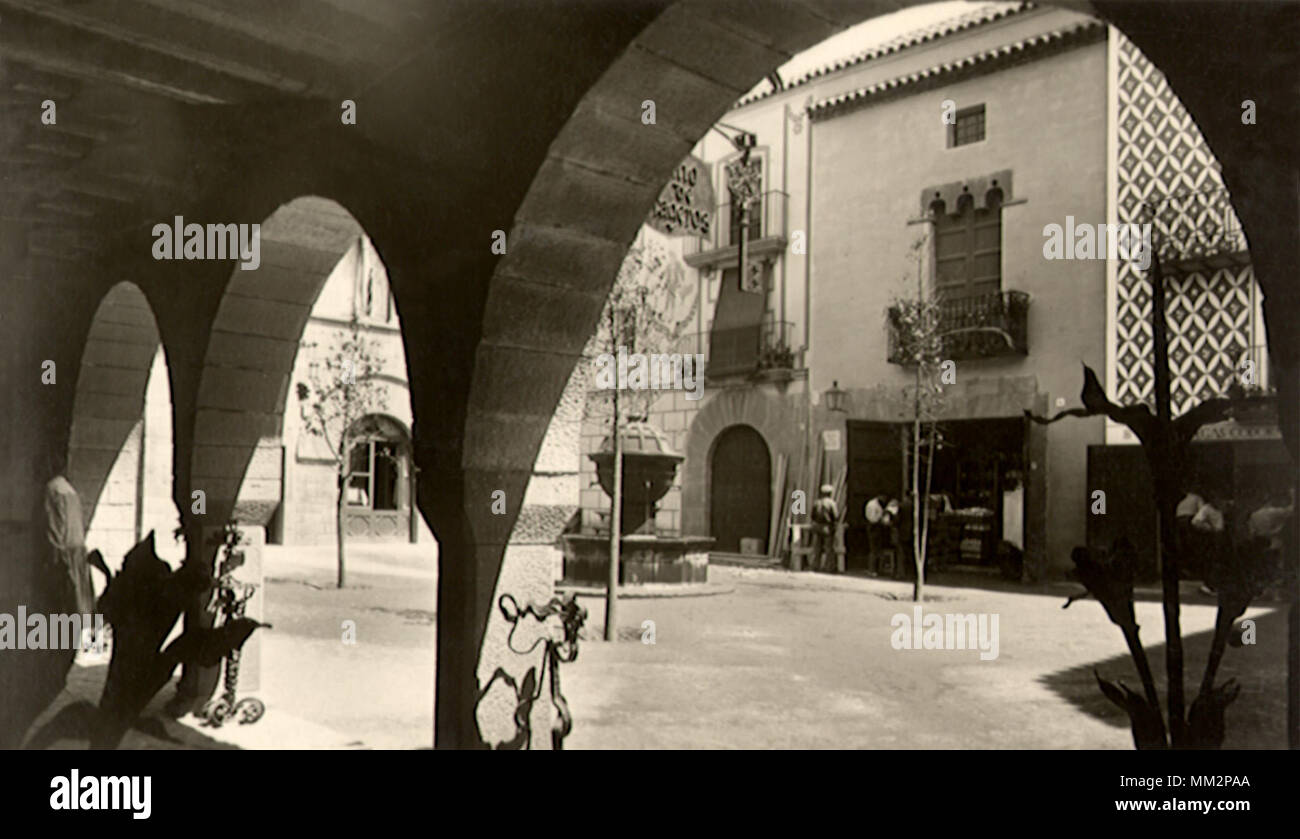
[734,1,1036,109]
[808,20,1106,123]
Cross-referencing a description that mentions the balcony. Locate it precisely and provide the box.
[887,290,1030,364]
[1147,186,1250,273]
[683,190,788,270]
[677,320,802,382]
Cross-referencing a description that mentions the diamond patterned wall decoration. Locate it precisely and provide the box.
[1114,34,1255,415]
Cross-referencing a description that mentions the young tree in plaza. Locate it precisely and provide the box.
[296,315,389,589]
[584,233,697,639]
[887,232,946,603]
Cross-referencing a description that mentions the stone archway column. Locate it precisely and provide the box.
[416,456,478,748]
[417,447,537,749]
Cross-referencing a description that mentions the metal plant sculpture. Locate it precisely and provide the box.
[482,592,587,750]
[1033,363,1283,747]
[196,523,270,727]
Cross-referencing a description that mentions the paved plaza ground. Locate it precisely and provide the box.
[564,568,1287,749]
[24,546,1289,749]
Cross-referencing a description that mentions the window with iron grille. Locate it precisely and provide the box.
[948,105,986,148]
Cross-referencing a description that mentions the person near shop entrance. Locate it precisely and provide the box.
[811,484,839,573]
[865,495,895,577]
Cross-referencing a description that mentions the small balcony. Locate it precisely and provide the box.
[887,290,1030,364]
[1147,186,1250,273]
[677,320,803,382]
[683,190,788,270]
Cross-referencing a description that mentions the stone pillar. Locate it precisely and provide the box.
[476,364,583,749]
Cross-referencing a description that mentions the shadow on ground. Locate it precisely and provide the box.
[21,663,237,750]
[1040,604,1288,748]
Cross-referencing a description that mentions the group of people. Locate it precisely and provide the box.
[804,484,917,578]
[864,494,906,578]
[1175,483,1295,596]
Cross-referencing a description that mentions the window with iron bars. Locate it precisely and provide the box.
[948,105,986,148]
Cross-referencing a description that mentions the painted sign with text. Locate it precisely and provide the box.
[647,155,714,239]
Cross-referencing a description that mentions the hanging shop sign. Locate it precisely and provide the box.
[647,155,714,239]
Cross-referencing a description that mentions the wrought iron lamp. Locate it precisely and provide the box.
[825,380,847,413]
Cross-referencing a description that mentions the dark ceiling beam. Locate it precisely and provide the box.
[0,0,345,96]
[0,4,282,103]
[34,198,100,219]
[62,178,143,206]
[310,0,430,31]
[135,0,399,75]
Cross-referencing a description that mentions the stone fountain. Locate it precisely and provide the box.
[561,420,712,586]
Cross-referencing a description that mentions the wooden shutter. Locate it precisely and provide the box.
[934,194,1001,299]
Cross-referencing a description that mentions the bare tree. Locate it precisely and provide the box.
[295,315,389,588]
[583,233,697,639]
[887,232,945,602]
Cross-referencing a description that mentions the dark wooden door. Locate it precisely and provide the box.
[709,425,771,553]
[847,421,904,567]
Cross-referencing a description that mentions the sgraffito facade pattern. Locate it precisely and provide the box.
[1113,33,1256,415]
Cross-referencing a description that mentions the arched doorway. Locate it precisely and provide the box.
[709,425,771,554]
[343,414,415,543]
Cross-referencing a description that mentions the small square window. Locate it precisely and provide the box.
[948,105,986,148]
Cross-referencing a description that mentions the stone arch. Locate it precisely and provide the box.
[190,195,364,533]
[679,388,803,538]
[67,281,175,561]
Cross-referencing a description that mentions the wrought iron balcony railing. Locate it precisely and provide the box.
[887,290,1030,364]
[682,190,788,266]
[676,319,802,379]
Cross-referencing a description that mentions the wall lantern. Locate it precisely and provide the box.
[825,380,847,413]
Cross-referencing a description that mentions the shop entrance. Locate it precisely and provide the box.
[924,418,1027,568]
[846,417,1026,571]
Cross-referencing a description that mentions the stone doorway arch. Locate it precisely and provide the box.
[709,425,772,553]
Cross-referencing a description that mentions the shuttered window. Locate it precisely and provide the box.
[933,192,1002,299]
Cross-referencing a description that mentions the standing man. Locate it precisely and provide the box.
[39,449,96,654]
[865,495,894,577]
[811,484,839,573]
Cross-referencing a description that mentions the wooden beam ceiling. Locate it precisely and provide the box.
[0,0,431,275]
